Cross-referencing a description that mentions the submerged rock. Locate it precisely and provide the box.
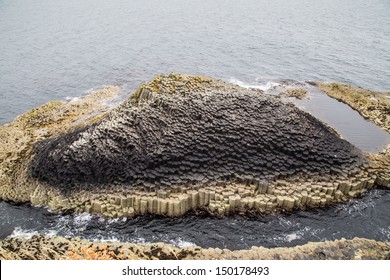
[30,74,365,192]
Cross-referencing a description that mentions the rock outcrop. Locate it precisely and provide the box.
[31,74,365,190]
[0,86,120,204]
[317,82,390,132]
[282,87,308,100]
[0,235,388,260]
[0,74,388,218]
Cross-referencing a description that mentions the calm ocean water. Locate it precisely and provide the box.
[0,0,389,246]
[1,0,390,124]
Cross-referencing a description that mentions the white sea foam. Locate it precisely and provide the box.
[107,217,121,225]
[65,96,81,102]
[73,212,93,226]
[54,216,71,229]
[64,85,109,103]
[45,229,59,237]
[308,228,325,240]
[379,227,390,239]
[11,227,39,239]
[44,213,93,236]
[336,195,375,215]
[169,237,197,248]
[277,216,298,228]
[11,227,65,239]
[229,78,280,91]
[91,236,121,243]
[272,226,324,244]
[284,233,300,242]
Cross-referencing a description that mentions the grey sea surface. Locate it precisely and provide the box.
[1,0,390,125]
[0,0,389,247]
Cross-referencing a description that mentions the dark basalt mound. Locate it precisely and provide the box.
[30,75,366,192]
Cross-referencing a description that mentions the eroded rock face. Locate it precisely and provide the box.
[29,74,366,192]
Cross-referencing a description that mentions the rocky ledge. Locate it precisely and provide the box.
[317,82,390,132]
[0,235,388,260]
[0,74,389,218]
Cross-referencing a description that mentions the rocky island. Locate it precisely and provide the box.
[0,74,389,259]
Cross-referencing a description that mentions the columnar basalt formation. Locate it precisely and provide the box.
[0,235,389,260]
[0,74,389,218]
[0,86,120,204]
[316,82,390,192]
[31,74,366,189]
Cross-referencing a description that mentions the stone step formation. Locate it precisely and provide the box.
[30,74,366,194]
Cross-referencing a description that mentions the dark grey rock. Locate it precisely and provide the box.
[30,75,367,193]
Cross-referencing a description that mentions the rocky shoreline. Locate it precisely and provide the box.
[0,86,120,205]
[0,74,388,219]
[317,82,390,133]
[0,235,388,260]
[0,74,389,260]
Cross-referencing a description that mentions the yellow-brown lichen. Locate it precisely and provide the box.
[282,87,308,99]
[317,82,390,132]
[316,82,390,190]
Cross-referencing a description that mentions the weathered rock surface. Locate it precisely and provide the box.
[30,74,366,191]
[0,235,388,260]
